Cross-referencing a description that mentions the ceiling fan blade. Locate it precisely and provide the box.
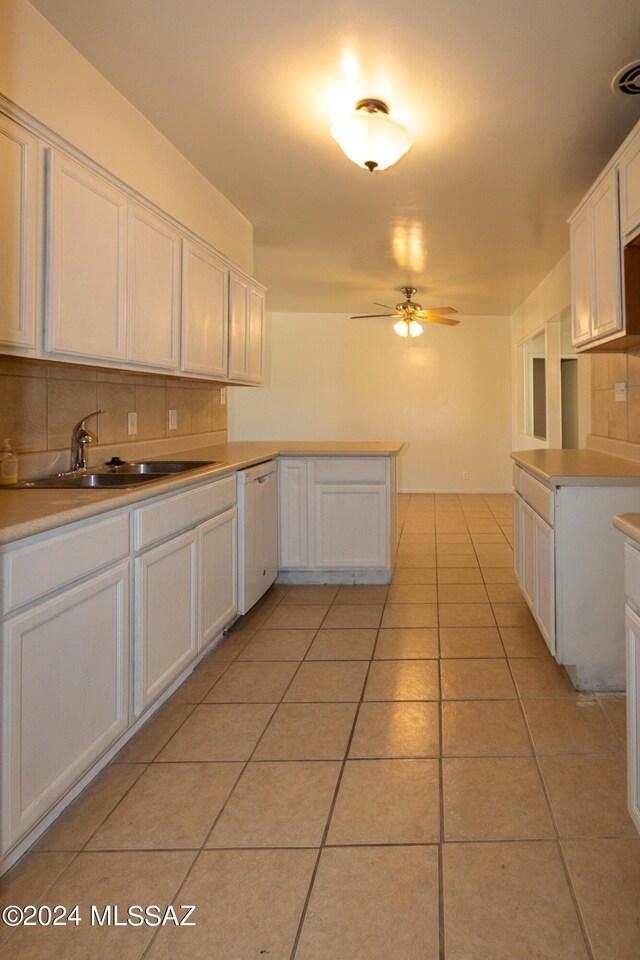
[350,312,394,319]
[423,315,460,326]
[416,306,458,317]
[373,301,394,309]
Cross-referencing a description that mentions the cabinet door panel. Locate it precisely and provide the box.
[200,508,237,647]
[135,531,197,714]
[46,151,127,360]
[2,564,129,853]
[520,502,536,612]
[0,115,38,349]
[181,239,228,378]
[513,493,523,581]
[129,204,180,369]
[619,132,640,237]
[625,606,640,834]
[313,484,387,568]
[228,273,249,381]
[591,171,622,340]
[279,460,308,569]
[247,286,265,383]
[570,207,593,345]
[535,514,555,655]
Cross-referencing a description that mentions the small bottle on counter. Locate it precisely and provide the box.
[0,439,18,485]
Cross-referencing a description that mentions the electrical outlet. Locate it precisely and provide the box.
[127,412,138,436]
[615,381,627,402]
[168,408,177,431]
[220,388,226,405]
[462,470,469,480]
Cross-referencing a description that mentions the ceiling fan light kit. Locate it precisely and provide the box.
[330,99,413,172]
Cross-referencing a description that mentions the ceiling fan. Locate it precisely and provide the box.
[351,287,460,337]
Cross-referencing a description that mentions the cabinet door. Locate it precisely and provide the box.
[534,513,555,655]
[591,170,622,340]
[513,492,523,581]
[128,203,180,370]
[45,150,127,360]
[1,564,129,853]
[181,238,228,378]
[134,530,197,714]
[520,501,536,611]
[228,273,265,384]
[570,205,593,346]
[625,605,640,834]
[619,131,640,238]
[200,507,237,648]
[0,114,38,350]
[313,483,388,568]
[278,459,308,569]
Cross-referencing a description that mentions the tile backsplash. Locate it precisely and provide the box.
[0,356,227,454]
[591,351,640,443]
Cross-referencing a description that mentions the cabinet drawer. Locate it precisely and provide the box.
[520,471,554,526]
[313,459,386,484]
[625,542,640,611]
[2,513,129,615]
[134,476,236,551]
[512,464,521,492]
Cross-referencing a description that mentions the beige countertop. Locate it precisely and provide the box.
[511,448,640,486]
[613,513,640,544]
[0,440,402,547]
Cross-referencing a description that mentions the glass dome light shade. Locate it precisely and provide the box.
[409,320,424,337]
[331,102,413,172]
[393,319,409,337]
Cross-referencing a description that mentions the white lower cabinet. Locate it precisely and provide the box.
[134,530,198,714]
[513,463,640,690]
[625,605,640,834]
[200,507,237,648]
[1,563,129,855]
[278,456,395,583]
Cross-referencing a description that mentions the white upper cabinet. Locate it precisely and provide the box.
[228,271,265,384]
[45,150,127,361]
[181,238,229,379]
[570,169,622,349]
[619,126,640,238]
[0,114,39,351]
[128,203,180,370]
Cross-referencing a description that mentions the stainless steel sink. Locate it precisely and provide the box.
[108,460,217,474]
[9,460,218,489]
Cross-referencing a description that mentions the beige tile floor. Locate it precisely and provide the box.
[1,492,639,959]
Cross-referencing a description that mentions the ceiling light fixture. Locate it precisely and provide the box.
[393,318,423,338]
[331,99,413,172]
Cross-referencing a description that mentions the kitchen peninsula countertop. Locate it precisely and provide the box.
[511,448,640,486]
[613,513,640,544]
[0,440,403,547]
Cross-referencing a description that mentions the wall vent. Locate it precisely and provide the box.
[611,60,640,96]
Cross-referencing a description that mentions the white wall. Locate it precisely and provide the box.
[229,312,513,492]
[0,0,253,271]
[511,251,591,450]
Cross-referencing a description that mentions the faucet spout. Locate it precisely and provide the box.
[70,410,105,472]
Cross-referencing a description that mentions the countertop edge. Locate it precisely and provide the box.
[510,450,640,487]
[613,513,640,544]
[0,441,403,547]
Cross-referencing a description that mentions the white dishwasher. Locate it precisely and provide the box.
[237,459,278,614]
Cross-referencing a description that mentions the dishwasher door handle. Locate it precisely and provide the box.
[258,475,268,483]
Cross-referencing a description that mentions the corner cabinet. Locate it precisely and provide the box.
[228,271,266,384]
[278,456,397,584]
[570,118,640,352]
[0,113,39,351]
[512,462,640,690]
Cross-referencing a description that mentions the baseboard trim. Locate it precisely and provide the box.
[399,488,513,494]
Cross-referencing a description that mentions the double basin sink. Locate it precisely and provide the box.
[14,460,218,490]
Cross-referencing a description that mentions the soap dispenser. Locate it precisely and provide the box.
[0,439,18,485]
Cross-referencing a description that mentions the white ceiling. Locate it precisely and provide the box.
[30,0,640,315]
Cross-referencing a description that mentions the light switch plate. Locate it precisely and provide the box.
[168,408,177,430]
[615,381,627,402]
[220,388,226,405]
[127,412,138,436]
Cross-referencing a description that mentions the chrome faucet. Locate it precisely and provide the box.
[70,410,104,471]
